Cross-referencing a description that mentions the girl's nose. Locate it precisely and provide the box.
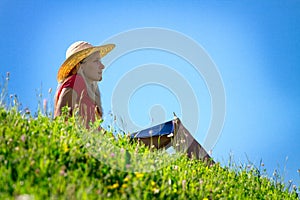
[99,61,105,69]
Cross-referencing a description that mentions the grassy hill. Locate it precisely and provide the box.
[0,105,299,200]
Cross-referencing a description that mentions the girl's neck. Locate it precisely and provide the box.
[77,71,101,105]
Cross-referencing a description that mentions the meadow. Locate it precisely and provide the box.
[0,74,299,199]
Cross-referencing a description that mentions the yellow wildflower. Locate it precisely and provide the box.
[107,183,119,190]
[151,181,156,186]
[63,143,69,153]
[135,172,144,178]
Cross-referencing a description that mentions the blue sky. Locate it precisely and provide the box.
[0,1,299,186]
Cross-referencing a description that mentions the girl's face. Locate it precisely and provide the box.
[80,52,105,83]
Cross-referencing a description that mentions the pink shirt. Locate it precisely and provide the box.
[56,74,100,126]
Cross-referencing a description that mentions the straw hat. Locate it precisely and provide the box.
[57,41,115,82]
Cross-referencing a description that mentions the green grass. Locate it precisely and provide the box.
[0,106,299,200]
[0,73,299,199]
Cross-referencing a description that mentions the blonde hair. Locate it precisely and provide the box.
[76,64,103,116]
[54,60,103,118]
[67,62,81,77]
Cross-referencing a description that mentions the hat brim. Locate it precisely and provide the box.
[57,44,115,82]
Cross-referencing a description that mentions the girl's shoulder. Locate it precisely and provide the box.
[60,74,87,94]
[63,74,84,86]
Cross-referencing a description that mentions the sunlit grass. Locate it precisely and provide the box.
[0,73,299,199]
[0,107,298,199]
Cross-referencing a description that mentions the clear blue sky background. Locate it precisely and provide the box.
[0,0,299,186]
